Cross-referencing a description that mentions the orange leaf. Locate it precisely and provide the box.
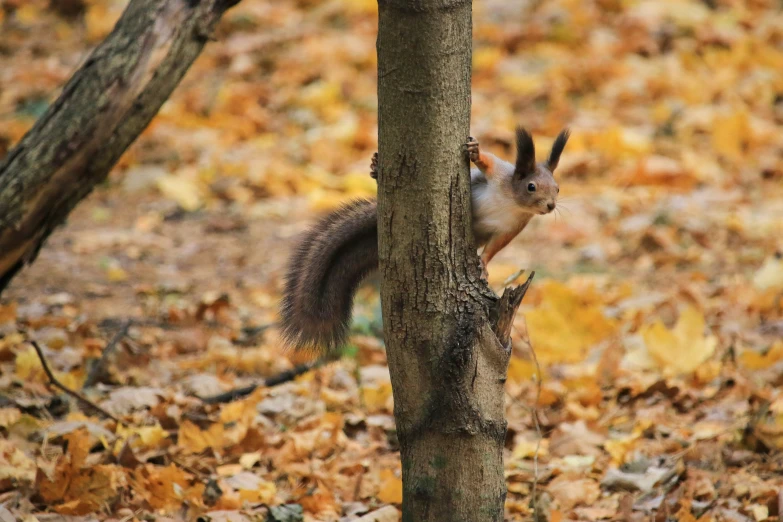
[377,469,403,504]
[178,420,225,454]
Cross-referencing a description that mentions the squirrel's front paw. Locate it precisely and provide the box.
[369,152,379,179]
[466,137,480,163]
[479,257,489,281]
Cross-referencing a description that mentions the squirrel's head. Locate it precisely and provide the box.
[510,127,570,215]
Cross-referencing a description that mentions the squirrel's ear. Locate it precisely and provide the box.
[547,128,570,172]
[514,127,536,176]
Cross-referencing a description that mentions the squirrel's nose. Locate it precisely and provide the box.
[547,202,556,212]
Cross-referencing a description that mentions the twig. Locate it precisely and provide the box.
[511,319,544,521]
[83,320,131,388]
[529,328,544,522]
[502,267,527,287]
[201,383,259,405]
[28,340,123,424]
[200,356,336,405]
[234,323,276,347]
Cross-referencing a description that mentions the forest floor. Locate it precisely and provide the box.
[1,0,783,521]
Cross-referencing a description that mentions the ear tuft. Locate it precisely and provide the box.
[515,127,536,176]
[547,128,570,172]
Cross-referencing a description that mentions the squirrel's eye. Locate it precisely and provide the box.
[527,182,536,192]
[556,186,560,193]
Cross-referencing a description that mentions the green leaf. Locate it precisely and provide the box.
[267,504,304,522]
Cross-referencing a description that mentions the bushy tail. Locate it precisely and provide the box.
[280,199,379,353]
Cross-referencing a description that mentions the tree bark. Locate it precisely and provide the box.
[0,0,241,293]
[376,1,533,521]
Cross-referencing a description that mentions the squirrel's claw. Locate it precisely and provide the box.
[370,152,379,179]
[466,137,480,164]
[479,256,489,281]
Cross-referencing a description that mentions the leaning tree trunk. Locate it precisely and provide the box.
[0,0,241,293]
[376,1,533,521]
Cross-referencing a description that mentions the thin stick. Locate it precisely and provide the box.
[512,321,543,521]
[530,333,544,522]
[200,355,336,405]
[83,320,131,388]
[28,340,123,424]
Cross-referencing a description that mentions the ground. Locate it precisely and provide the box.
[1,0,783,521]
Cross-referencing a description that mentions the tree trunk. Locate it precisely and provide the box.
[376,1,533,521]
[0,0,241,293]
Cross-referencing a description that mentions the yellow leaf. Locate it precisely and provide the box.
[298,81,342,118]
[511,438,549,460]
[377,469,403,504]
[238,481,277,504]
[239,452,261,470]
[156,175,204,211]
[115,424,169,452]
[308,190,351,212]
[641,307,717,376]
[362,382,393,414]
[474,47,503,71]
[344,0,378,14]
[56,370,84,391]
[85,4,122,43]
[525,281,617,364]
[135,464,204,511]
[750,505,769,522]
[603,434,639,466]
[501,74,545,96]
[712,109,749,161]
[753,255,783,290]
[341,172,378,198]
[507,357,536,384]
[220,390,263,425]
[178,420,225,454]
[0,408,21,428]
[487,262,525,286]
[15,345,43,381]
[0,439,36,484]
[15,5,41,24]
[106,265,128,282]
[740,342,783,371]
[753,414,783,451]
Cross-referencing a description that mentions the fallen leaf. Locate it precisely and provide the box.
[740,342,783,371]
[356,505,400,522]
[601,459,681,494]
[753,255,783,290]
[640,306,717,376]
[525,281,617,364]
[224,471,277,503]
[376,469,402,504]
[37,429,125,515]
[134,463,204,511]
[267,504,304,522]
[178,420,225,454]
[547,475,601,510]
[157,174,204,211]
[0,439,36,484]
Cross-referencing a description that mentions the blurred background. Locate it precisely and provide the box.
[1,0,782,520]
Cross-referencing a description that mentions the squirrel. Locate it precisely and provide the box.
[280,127,570,353]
